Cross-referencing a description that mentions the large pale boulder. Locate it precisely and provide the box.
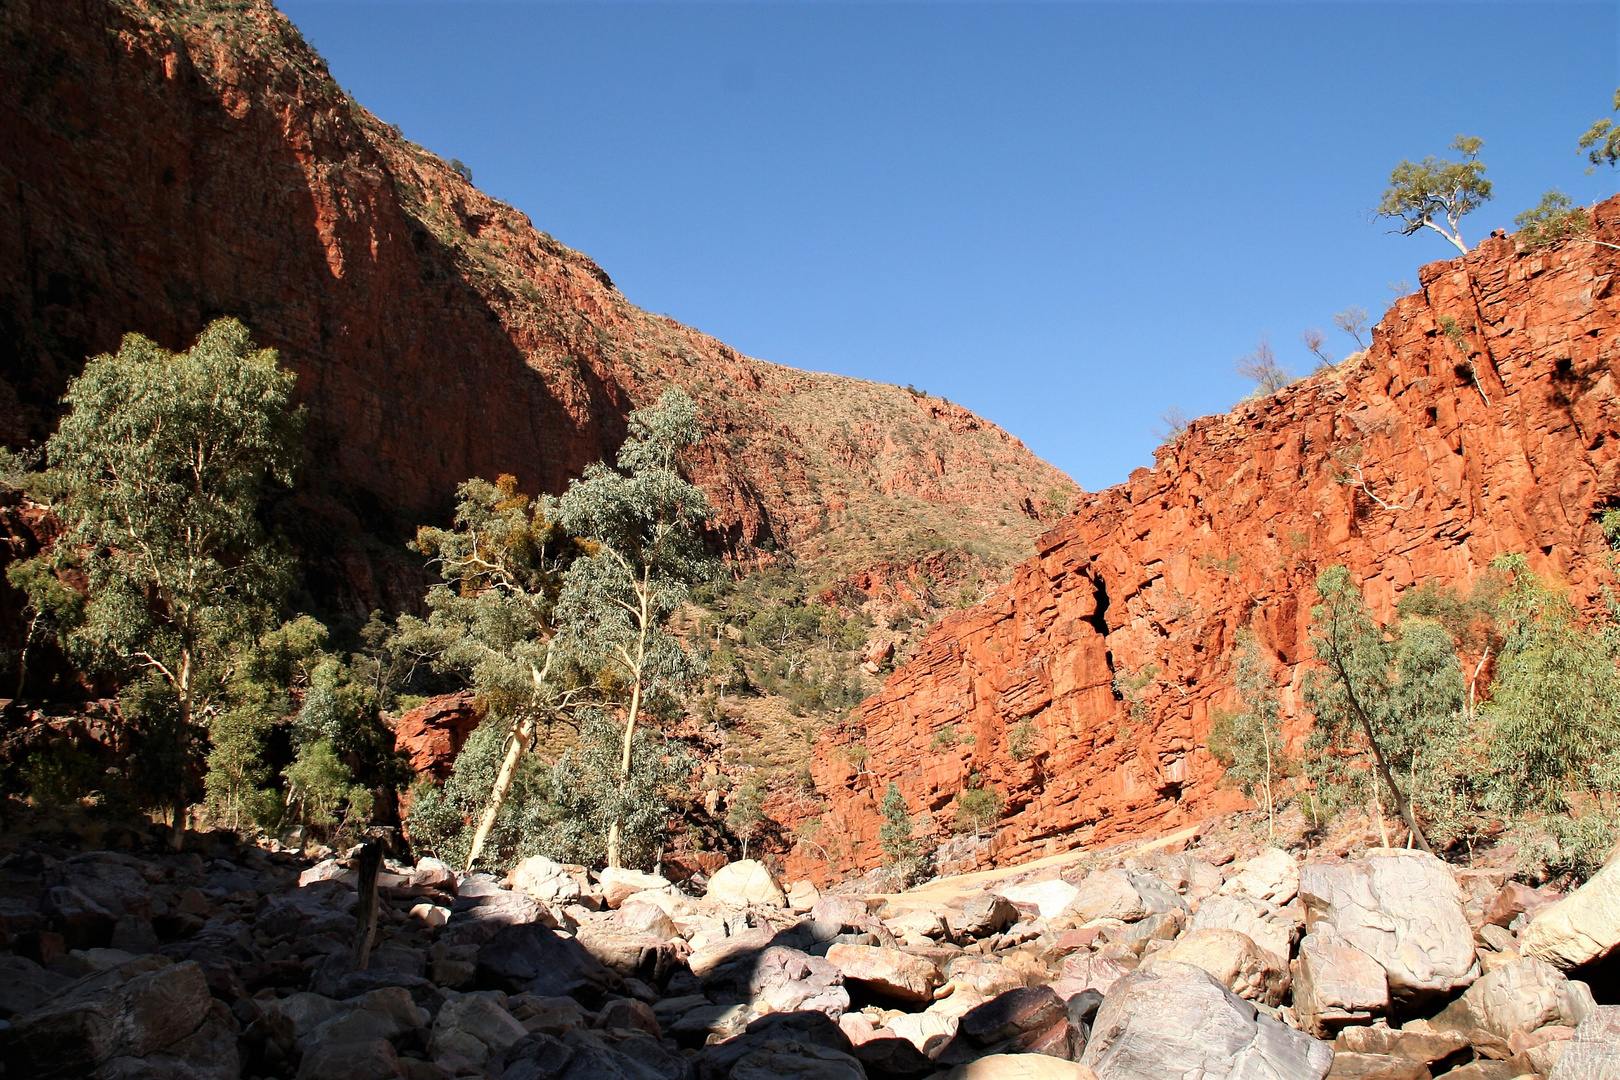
[942,1054,1099,1079]
[1431,957,1594,1043]
[1078,962,1333,1080]
[1064,871,1147,924]
[596,867,671,909]
[1188,895,1297,963]
[739,946,850,1019]
[824,943,943,1004]
[509,856,582,904]
[1147,928,1289,1005]
[1299,851,1478,1008]
[1220,849,1300,905]
[707,860,788,908]
[1548,1005,1620,1080]
[1292,932,1389,1037]
[811,896,873,942]
[1523,860,1620,971]
[1003,879,1082,921]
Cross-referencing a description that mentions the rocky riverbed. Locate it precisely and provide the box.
[0,827,1617,1079]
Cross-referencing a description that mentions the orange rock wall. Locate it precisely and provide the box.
[796,208,1620,880]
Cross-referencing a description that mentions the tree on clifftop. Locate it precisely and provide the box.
[1377,135,1492,254]
[14,319,303,845]
[1578,89,1620,171]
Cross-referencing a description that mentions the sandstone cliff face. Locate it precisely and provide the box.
[796,207,1620,880]
[0,0,1071,616]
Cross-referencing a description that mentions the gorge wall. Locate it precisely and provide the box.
[0,0,1071,619]
[795,206,1620,880]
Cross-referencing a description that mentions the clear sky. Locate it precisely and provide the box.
[281,1,1618,492]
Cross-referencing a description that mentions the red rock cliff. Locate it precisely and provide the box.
[798,208,1620,880]
[0,0,1071,615]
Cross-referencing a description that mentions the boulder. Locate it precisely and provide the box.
[692,1010,855,1080]
[689,926,777,979]
[850,1033,937,1078]
[1220,849,1300,905]
[1547,1006,1620,1080]
[1147,928,1289,1005]
[1523,860,1620,971]
[948,894,1021,938]
[1003,879,1082,921]
[887,908,947,944]
[575,921,683,983]
[885,1008,958,1053]
[409,856,457,891]
[730,1039,866,1080]
[706,860,788,908]
[617,900,681,941]
[812,896,874,942]
[1053,953,1132,998]
[295,1037,405,1080]
[597,867,672,909]
[1321,1052,1431,1079]
[937,985,1069,1062]
[733,945,850,1019]
[1299,851,1478,1008]
[1334,1026,1471,1072]
[1188,895,1297,963]
[0,957,232,1080]
[1063,871,1147,925]
[941,1056,1099,1079]
[1485,881,1558,929]
[1293,932,1390,1037]
[471,921,620,1003]
[0,954,69,1018]
[1431,956,1594,1043]
[298,986,423,1053]
[788,880,821,912]
[511,857,583,904]
[596,998,661,1036]
[824,943,943,1004]
[1078,962,1333,1080]
[429,991,527,1066]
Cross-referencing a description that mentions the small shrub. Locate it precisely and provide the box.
[953,784,1004,839]
[1008,719,1038,761]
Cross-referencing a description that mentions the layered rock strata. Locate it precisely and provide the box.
[802,208,1620,877]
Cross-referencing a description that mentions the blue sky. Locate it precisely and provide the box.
[282,1,1619,491]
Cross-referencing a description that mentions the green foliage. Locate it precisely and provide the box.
[726,772,770,858]
[1482,555,1620,817]
[408,710,693,871]
[953,782,1004,839]
[1007,718,1038,761]
[13,319,303,827]
[1303,566,1465,850]
[930,723,959,751]
[1112,664,1158,735]
[692,559,872,716]
[1578,89,1620,171]
[284,739,372,832]
[396,473,579,720]
[1515,191,1590,250]
[1377,135,1493,254]
[1208,628,1292,834]
[879,781,921,877]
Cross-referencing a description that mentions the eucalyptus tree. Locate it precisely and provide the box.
[15,319,302,843]
[1209,627,1291,838]
[1303,566,1461,852]
[553,388,714,867]
[396,473,583,869]
[1377,136,1493,254]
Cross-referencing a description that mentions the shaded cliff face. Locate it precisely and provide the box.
[795,206,1620,881]
[0,0,1071,615]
